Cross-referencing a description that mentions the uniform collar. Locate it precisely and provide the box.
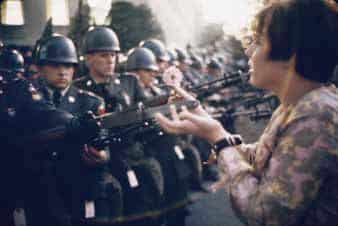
[46,85,70,97]
[88,74,118,85]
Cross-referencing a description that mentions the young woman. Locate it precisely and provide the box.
[155,0,338,225]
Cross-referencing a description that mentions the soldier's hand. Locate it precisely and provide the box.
[67,111,101,143]
[82,144,108,166]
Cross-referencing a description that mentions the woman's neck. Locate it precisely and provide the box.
[276,73,322,107]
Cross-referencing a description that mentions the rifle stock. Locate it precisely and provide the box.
[21,100,198,147]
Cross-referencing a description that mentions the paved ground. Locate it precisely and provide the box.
[185,116,268,226]
[144,116,267,226]
[186,185,244,226]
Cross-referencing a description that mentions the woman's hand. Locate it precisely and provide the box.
[155,86,231,144]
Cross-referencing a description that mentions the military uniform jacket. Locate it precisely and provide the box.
[139,80,192,181]
[73,73,144,112]
[0,75,74,203]
[74,73,146,165]
[33,78,107,165]
[34,78,105,117]
[0,77,74,138]
[33,78,110,220]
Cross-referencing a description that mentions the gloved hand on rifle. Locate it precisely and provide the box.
[82,144,109,167]
[66,111,101,144]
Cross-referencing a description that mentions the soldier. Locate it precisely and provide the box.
[0,48,25,79]
[141,40,205,192]
[32,34,123,225]
[74,26,164,225]
[167,49,179,67]
[190,55,204,75]
[206,59,223,80]
[127,47,196,226]
[175,48,202,87]
[139,39,170,74]
[0,43,100,226]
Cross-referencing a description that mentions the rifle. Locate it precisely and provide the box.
[242,94,277,108]
[206,92,260,108]
[188,71,246,92]
[212,109,272,122]
[194,76,243,100]
[124,71,247,111]
[23,99,199,147]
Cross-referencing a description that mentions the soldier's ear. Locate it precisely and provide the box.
[85,54,92,67]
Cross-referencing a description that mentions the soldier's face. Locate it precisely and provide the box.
[39,63,74,90]
[158,60,169,73]
[86,52,116,78]
[178,63,189,73]
[207,68,222,77]
[139,69,156,87]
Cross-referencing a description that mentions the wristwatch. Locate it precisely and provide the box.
[212,135,242,156]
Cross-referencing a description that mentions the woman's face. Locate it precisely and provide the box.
[245,31,289,92]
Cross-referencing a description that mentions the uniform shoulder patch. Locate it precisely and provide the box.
[77,88,102,101]
[78,88,95,97]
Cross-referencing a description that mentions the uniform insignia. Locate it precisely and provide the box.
[174,145,185,160]
[114,78,121,85]
[87,91,96,97]
[28,84,41,101]
[0,76,3,81]
[32,93,42,101]
[28,86,36,92]
[122,91,131,106]
[98,104,105,115]
[86,80,92,86]
[7,108,16,117]
[68,96,76,103]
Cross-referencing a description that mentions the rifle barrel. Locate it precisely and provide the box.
[97,100,199,129]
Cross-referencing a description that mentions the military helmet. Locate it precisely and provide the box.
[175,48,192,64]
[84,26,120,54]
[139,39,170,62]
[191,55,203,70]
[126,47,159,72]
[0,48,25,73]
[167,49,179,66]
[37,35,78,65]
[207,59,222,70]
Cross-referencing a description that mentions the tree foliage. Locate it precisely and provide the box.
[41,18,54,40]
[106,1,164,52]
[32,18,54,62]
[197,23,225,48]
[68,0,91,53]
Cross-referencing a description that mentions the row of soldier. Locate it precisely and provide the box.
[0,26,271,226]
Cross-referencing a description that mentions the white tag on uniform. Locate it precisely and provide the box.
[174,145,185,160]
[127,170,139,188]
[85,200,95,218]
[13,208,27,226]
